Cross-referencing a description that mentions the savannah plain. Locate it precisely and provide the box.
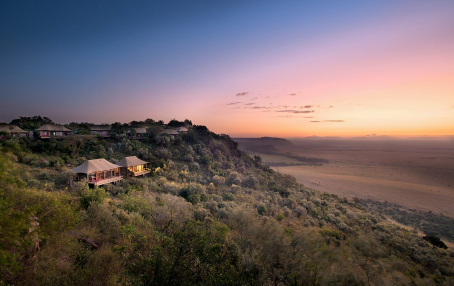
[241,138,454,218]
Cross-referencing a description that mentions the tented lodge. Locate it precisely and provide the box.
[35,124,72,138]
[71,159,123,187]
[115,156,151,177]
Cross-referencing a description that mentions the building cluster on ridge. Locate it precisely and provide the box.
[0,123,189,140]
[0,122,191,187]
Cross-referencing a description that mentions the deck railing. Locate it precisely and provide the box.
[88,175,123,185]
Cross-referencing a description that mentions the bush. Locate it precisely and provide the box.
[277,214,285,221]
[423,235,448,249]
[80,187,108,210]
[222,192,235,201]
[227,172,242,186]
[212,175,225,186]
[258,205,268,216]
[179,183,206,204]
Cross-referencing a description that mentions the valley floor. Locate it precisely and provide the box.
[250,139,454,217]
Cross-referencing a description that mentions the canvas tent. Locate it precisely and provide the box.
[91,125,111,137]
[115,156,151,177]
[35,124,72,138]
[0,124,28,138]
[128,127,147,139]
[160,129,179,137]
[71,159,123,186]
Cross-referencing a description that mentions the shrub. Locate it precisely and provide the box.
[423,235,448,249]
[179,183,206,204]
[222,192,235,201]
[277,214,285,221]
[227,172,242,186]
[258,205,268,216]
[80,187,108,210]
[212,175,225,186]
[194,208,210,221]
[243,175,258,188]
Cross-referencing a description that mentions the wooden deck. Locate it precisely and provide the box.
[131,170,151,177]
[88,176,123,186]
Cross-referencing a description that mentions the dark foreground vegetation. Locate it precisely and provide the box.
[1,118,454,285]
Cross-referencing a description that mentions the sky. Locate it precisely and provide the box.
[1,0,453,137]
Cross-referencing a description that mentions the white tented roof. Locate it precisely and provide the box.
[0,125,27,133]
[71,159,121,174]
[36,124,71,132]
[115,156,149,167]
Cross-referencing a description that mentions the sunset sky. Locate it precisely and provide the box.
[1,0,453,137]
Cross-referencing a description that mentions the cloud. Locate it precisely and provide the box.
[289,93,297,96]
[244,103,255,106]
[251,97,257,100]
[236,92,249,96]
[310,119,344,123]
[231,107,241,109]
[227,102,242,105]
[276,109,314,114]
[249,106,269,109]
[329,105,334,108]
[304,105,313,108]
[277,115,293,118]
[304,116,314,118]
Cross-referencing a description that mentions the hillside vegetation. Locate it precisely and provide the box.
[1,121,454,285]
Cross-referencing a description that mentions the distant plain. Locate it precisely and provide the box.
[241,139,454,217]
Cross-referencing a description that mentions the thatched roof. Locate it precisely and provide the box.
[160,129,178,135]
[115,156,149,167]
[36,124,71,132]
[71,159,121,174]
[91,125,111,131]
[0,125,27,133]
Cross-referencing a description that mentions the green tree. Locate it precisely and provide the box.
[129,128,137,137]
[9,116,54,131]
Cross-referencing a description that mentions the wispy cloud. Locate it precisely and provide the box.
[244,103,255,106]
[277,109,314,114]
[249,106,269,109]
[227,102,242,105]
[236,92,249,96]
[303,105,313,108]
[289,93,297,96]
[251,97,257,100]
[304,116,314,118]
[310,119,344,123]
[277,115,293,118]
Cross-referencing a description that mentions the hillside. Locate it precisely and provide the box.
[1,122,454,285]
[233,137,295,150]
